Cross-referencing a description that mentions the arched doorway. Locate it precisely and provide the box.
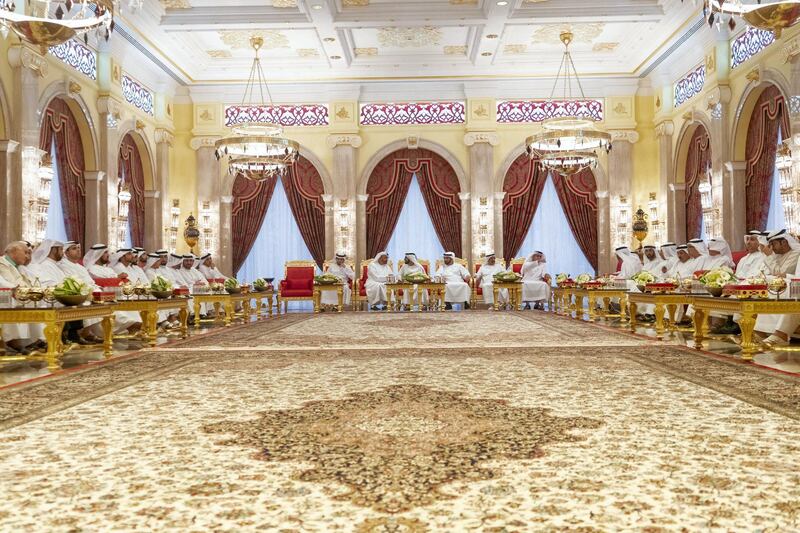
[501,153,598,274]
[677,124,712,240]
[38,97,90,245]
[364,147,462,263]
[116,132,148,248]
[233,155,327,283]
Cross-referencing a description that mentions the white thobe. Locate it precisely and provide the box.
[0,258,36,344]
[436,263,471,304]
[735,252,767,280]
[59,259,106,328]
[321,263,354,306]
[398,263,429,305]
[475,263,509,306]
[365,262,392,305]
[642,259,663,277]
[704,255,735,270]
[756,251,800,334]
[88,263,140,332]
[26,258,66,288]
[521,261,550,303]
[199,265,228,281]
[182,268,211,314]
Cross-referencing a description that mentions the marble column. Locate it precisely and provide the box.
[356,194,368,266]
[0,140,19,245]
[723,161,747,239]
[607,131,638,196]
[668,183,687,243]
[321,194,335,260]
[83,171,106,246]
[191,137,222,260]
[596,190,612,274]
[144,191,162,251]
[459,192,472,264]
[782,36,800,135]
[219,196,233,276]
[153,128,173,250]
[97,96,123,246]
[655,121,675,239]
[465,131,499,260]
[327,134,362,261]
[493,192,505,260]
[707,85,732,240]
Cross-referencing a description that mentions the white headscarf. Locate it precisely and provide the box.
[745,230,767,247]
[403,252,422,269]
[687,239,708,256]
[660,243,677,259]
[767,229,800,250]
[145,253,161,270]
[31,239,63,265]
[372,251,388,264]
[110,248,132,267]
[615,246,643,278]
[167,253,183,268]
[708,238,733,260]
[83,244,107,269]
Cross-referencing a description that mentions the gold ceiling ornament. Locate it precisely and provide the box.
[159,0,190,8]
[531,23,604,45]
[0,0,115,51]
[378,26,442,48]
[218,30,289,50]
[525,31,611,177]
[214,36,299,181]
[443,45,467,55]
[694,0,800,38]
[271,0,298,7]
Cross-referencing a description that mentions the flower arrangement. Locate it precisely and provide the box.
[54,276,91,297]
[150,275,173,292]
[698,267,737,288]
[631,271,656,286]
[575,273,592,285]
[556,273,570,283]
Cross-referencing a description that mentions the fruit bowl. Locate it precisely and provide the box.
[151,290,173,299]
[55,294,89,307]
[225,287,242,294]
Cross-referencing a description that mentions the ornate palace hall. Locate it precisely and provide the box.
[1,311,799,531]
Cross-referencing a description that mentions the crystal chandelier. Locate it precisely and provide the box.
[525,32,611,176]
[689,0,800,37]
[215,36,299,181]
[0,0,114,50]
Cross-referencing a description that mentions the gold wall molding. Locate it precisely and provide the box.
[8,44,48,77]
[609,130,640,144]
[190,136,222,151]
[655,121,674,138]
[155,128,174,146]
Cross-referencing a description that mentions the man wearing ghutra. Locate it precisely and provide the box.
[475,252,508,308]
[706,238,736,270]
[0,241,40,355]
[321,252,355,309]
[659,243,678,276]
[435,252,471,310]
[641,245,663,275]
[84,244,142,335]
[398,252,429,310]
[366,252,393,310]
[735,231,767,280]
[521,251,551,310]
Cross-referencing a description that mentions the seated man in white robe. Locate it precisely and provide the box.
[658,243,678,277]
[475,252,508,309]
[398,253,429,310]
[182,255,212,317]
[706,238,736,270]
[321,252,355,310]
[198,253,228,281]
[687,239,711,272]
[736,231,768,280]
[142,253,177,328]
[641,246,663,275]
[436,252,471,310]
[366,252,393,310]
[521,251,551,310]
[132,249,150,282]
[84,244,141,334]
[58,241,106,343]
[755,230,800,347]
[0,241,41,354]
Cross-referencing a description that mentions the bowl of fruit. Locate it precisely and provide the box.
[150,276,174,299]
[53,277,91,306]
[224,278,242,294]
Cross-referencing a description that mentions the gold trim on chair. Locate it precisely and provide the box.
[278,260,318,313]
[353,259,372,312]
[434,257,469,272]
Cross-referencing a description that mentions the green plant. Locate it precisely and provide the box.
[150,275,173,292]
[698,267,737,289]
[224,278,241,289]
[53,277,90,297]
[631,271,656,285]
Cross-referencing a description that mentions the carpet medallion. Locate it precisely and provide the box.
[0,312,799,531]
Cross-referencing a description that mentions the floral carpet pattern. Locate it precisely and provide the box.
[0,312,799,531]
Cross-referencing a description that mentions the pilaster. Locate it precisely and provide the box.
[356,194,368,265]
[493,192,505,261]
[219,196,233,276]
[192,137,222,261]
[327,134,361,260]
[465,132,499,259]
[84,171,107,246]
[0,140,20,245]
[596,190,612,274]
[656,121,675,237]
[143,190,162,251]
[668,183,687,243]
[723,161,747,239]
[321,194,335,260]
[458,192,472,264]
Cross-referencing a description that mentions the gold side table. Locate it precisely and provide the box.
[249,290,274,319]
[113,297,189,346]
[572,288,628,322]
[492,282,522,311]
[192,293,234,329]
[627,292,699,340]
[417,282,446,312]
[313,284,344,313]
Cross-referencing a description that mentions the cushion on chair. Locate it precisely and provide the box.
[476,287,483,296]
[281,289,313,297]
[511,263,523,274]
[731,250,747,268]
[286,266,315,280]
[287,279,313,291]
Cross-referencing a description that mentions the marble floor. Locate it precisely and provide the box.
[0,310,798,531]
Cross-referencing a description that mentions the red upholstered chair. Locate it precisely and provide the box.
[277,260,317,313]
[471,259,507,308]
[353,260,371,311]
[510,258,525,275]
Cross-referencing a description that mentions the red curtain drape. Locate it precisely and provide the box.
[283,156,326,267]
[502,155,547,263]
[39,97,86,244]
[231,174,278,275]
[118,134,146,247]
[366,148,462,258]
[745,84,790,231]
[552,168,598,272]
[683,126,711,240]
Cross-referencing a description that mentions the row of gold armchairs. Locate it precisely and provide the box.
[277,257,527,312]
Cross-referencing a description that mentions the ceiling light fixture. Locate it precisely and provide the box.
[214,36,299,181]
[686,0,800,37]
[0,0,115,51]
[525,31,611,177]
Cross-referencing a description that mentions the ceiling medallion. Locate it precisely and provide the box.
[0,0,115,51]
[525,31,611,177]
[214,36,299,181]
[691,0,800,37]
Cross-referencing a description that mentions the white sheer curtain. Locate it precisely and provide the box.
[237,174,316,310]
[517,174,594,277]
[44,139,68,242]
[386,173,444,267]
[120,164,133,248]
[766,128,787,232]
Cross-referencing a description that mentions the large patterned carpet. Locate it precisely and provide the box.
[1,311,799,531]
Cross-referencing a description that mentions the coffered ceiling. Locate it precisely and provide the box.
[120,0,700,97]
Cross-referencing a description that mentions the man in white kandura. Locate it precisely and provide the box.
[706,238,736,270]
[686,239,711,272]
[736,231,767,280]
[198,253,228,281]
[366,252,393,310]
[84,244,142,334]
[521,251,551,310]
[398,252,429,309]
[474,252,508,309]
[322,252,354,309]
[0,241,41,355]
[436,252,471,310]
[658,243,678,277]
[25,240,67,287]
[755,229,800,347]
[641,245,663,275]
